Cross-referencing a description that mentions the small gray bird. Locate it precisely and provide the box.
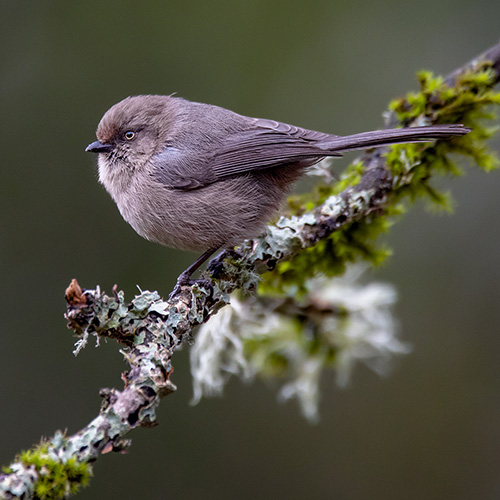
[86,95,470,285]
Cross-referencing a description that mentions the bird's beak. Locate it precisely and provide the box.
[85,140,114,153]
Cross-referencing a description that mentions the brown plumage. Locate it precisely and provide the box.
[86,95,470,282]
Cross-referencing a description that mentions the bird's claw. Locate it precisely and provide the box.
[168,275,214,301]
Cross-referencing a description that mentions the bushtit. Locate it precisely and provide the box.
[86,95,469,285]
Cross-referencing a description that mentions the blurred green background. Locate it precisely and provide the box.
[1,1,500,499]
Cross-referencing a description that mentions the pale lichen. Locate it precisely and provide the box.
[191,267,406,421]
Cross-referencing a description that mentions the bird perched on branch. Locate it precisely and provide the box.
[86,95,470,286]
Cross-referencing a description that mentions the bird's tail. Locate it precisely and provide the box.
[318,124,471,153]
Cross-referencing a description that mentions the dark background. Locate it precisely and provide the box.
[1,1,500,499]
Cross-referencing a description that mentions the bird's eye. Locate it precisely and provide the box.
[124,131,135,140]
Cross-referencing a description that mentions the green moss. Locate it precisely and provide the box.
[387,66,500,210]
[260,206,399,295]
[260,63,500,294]
[12,441,92,499]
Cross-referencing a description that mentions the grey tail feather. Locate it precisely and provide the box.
[318,124,471,153]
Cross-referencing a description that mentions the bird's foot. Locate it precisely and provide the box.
[168,272,213,301]
[206,249,240,277]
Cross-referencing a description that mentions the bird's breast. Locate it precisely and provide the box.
[113,172,291,252]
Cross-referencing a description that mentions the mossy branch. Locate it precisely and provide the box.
[1,40,500,499]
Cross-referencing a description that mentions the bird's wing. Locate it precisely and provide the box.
[152,118,339,190]
[152,116,469,190]
[209,118,340,180]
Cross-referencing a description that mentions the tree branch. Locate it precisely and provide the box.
[1,39,499,499]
